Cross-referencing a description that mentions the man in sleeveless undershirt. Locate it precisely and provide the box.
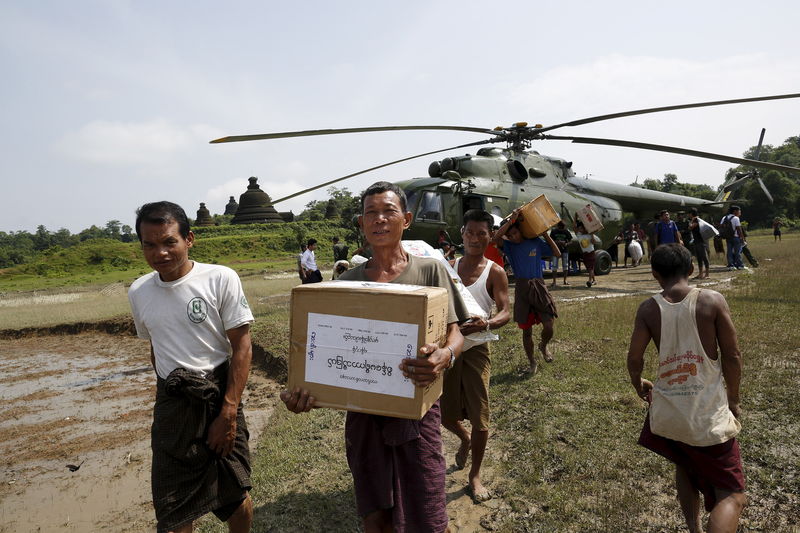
[627,243,745,533]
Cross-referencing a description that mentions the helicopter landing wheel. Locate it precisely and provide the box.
[594,250,612,276]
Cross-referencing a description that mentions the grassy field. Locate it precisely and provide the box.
[2,232,796,531]
[195,233,799,532]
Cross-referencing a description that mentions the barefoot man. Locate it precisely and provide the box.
[627,243,745,532]
[442,209,510,503]
[492,207,561,374]
[281,181,469,532]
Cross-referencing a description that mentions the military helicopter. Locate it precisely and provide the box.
[211,93,800,274]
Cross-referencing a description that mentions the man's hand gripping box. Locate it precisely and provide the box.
[288,281,449,419]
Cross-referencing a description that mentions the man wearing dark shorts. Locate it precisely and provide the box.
[128,202,254,533]
[627,244,745,532]
[492,207,561,375]
[282,181,468,533]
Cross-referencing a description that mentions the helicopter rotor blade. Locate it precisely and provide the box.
[536,93,800,134]
[753,127,766,160]
[210,125,494,144]
[722,174,752,192]
[757,176,775,204]
[269,139,493,205]
[542,134,800,174]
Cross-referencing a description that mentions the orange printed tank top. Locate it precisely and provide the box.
[649,288,741,446]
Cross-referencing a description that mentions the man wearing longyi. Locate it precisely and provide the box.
[128,201,255,533]
[627,243,745,532]
[491,206,561,374]
[281,181,469,532]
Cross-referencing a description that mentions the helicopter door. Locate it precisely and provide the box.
[462,194,484,214]
[416,191,444,222]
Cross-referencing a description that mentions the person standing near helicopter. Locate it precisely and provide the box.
[492,207,561,375]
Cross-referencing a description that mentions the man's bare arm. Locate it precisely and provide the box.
[401,322,464,386]
[491,207,521,246]
[207,323,252,456]
[714,294,742,417]
[149,344,156,371]
[487,263,511,330]
[627,301,655,400]
[542,231,562,257]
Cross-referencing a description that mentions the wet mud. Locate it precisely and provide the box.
[0,333,279,532]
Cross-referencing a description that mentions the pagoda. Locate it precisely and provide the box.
[224,196,239,215]
[231,177,284,224]
[195,202,215,226]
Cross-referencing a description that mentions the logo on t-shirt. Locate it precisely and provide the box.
[187,297,208,324]
[240,295,250,309]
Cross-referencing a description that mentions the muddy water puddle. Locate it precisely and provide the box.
[0,333,278,532]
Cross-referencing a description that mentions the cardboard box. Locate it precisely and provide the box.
[577,204,604,233]
[288,281,449,419]
[518,194,561,238]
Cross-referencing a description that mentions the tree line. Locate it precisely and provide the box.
[631,135,800,227]
[0,220,134,268]
[0,188,360,269]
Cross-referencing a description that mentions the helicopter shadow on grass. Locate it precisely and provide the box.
[252,487,360,532]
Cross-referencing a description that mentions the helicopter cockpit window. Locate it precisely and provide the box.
[416,191,442,222]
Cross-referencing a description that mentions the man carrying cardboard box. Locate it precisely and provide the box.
[281,181,469,533]
[492,207,561,374]
[443,209,510,503]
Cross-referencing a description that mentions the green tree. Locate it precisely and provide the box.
[297,187,359,223]
[729,134,800,227]
[104,220,122,240]
[52,228,77,248]
[661,173,679,193]
[121,225,134,243]
[78,225,107,241]
[33,225,52,251]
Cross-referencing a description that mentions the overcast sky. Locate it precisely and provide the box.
[1,1,798,233]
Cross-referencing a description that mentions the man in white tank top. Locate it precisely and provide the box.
[442,209,511,504]
[627,243,745,533]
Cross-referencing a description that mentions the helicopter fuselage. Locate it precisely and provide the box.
[396,147,725,260]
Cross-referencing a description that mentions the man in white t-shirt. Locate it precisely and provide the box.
[128,201,255,533]
[300,238,322,283]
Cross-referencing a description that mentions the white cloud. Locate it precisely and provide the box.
[54,119,222,165]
